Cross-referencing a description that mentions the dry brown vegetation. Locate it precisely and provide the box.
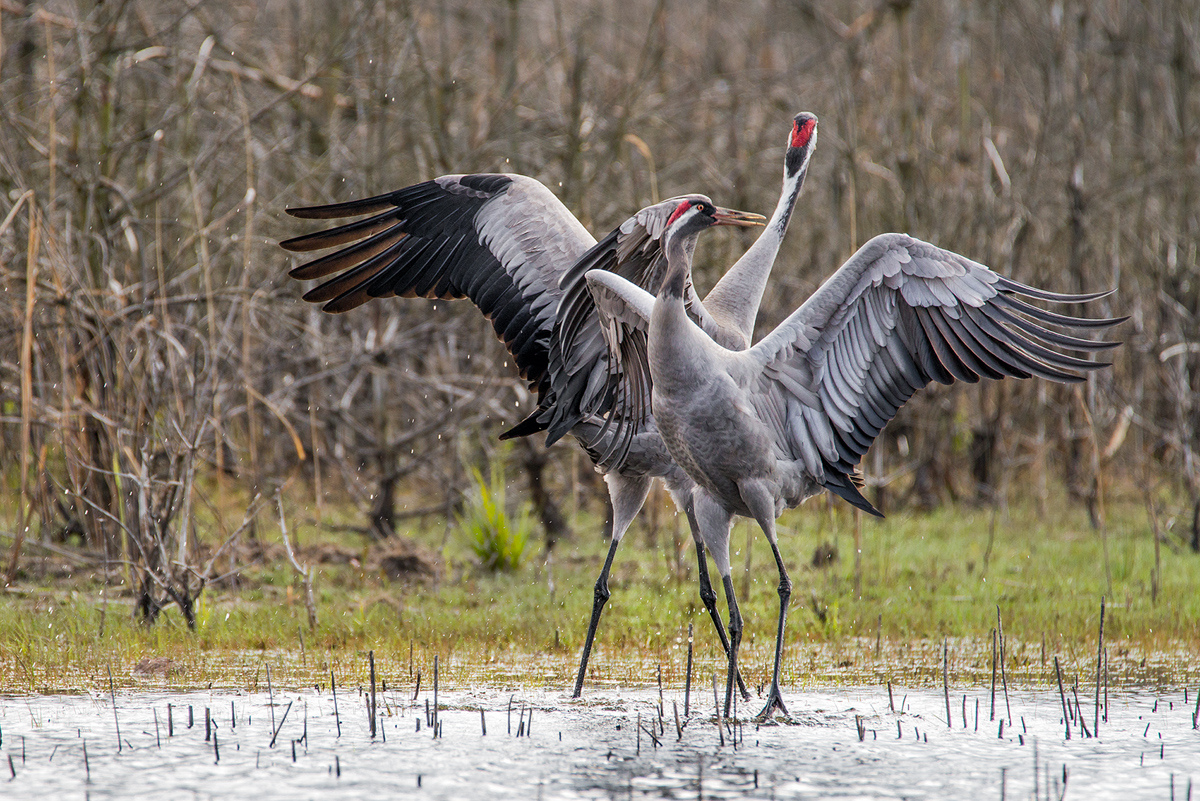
[1,0,1198,623]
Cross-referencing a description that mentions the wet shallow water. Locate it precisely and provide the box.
[1,684,1196,799]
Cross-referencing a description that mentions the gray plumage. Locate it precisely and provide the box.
[281,117,812,699]
[586,194,1124,721]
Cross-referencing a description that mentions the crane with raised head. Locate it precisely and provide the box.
[584,153,1125,720]
[280,114,817,700]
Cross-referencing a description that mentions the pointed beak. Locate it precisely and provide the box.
[712,207,767,228]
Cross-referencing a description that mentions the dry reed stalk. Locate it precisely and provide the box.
[43,17,56,207]
[1095,597,1104,737]
[269,700,293,747]
[369,650,377,738]
[235,77,262,513]
[997,608,1012,723]
[684,622,693,717]
[183,162,227,529]
[107,665,121,753]
[267,665,275,733]
[331,670,341,738]
[943,638,951,728]
[5,196,38,583]
[1054,657,1070,741]
[277,492,317,630]
[990,628,997,720]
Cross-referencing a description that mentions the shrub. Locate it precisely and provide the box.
[457,460,531,572]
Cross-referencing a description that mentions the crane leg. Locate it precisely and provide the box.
[741,480,791,721]
[683,499,750,702]
[754,534,791,721]
[721,573,743,719]
[572,473,651,698]
[692,491,743,718]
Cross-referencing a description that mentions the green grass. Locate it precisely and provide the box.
[457,461,532,572]
[0,484,1196,695]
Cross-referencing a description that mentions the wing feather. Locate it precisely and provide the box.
[542,198,723,445]
[577,270,656,468]
[742,233,1122,515]
[285,174,596,411]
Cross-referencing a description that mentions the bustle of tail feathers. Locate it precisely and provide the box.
[823,469,882,517]
[850,467,866,489]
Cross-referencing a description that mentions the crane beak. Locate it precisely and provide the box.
[712,207,767,228]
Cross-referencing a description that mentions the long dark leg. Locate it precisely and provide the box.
[683,497,750,701]
[572,535,620,698]
[572,473,650,698]
[755,535,792,721]
[721,574,743,719]
[739,479,791,721]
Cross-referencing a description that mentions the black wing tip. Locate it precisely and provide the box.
[288,261,328,280]
[500,412,548,441]
[285,205,346,220]
[284,197,398,220]
[824,473,883,517]
[279,236,305,252]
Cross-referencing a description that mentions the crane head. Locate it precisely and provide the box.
[786,112,818,177]
[665,197,765,231]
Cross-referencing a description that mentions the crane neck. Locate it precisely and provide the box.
[703,162,809,344]
[744,162,806,267]
[772,161,807,235]
[661,232,698,303]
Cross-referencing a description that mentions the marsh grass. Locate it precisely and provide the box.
[457,462,532,573]
[0,485,1196,695]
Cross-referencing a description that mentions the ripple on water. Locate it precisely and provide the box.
[0,685,1196,799]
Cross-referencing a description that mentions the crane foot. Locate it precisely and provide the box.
[753,683,790,722]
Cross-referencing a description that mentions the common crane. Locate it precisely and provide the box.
[279,114,815,698]
[584,170,1125,720]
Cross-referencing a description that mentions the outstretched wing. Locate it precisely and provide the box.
[539,199,720,445]
[578,270,656,469]
[746,233,1125,514]
[282,174,595,405]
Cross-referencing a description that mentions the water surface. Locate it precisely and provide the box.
[1,684,1195,799]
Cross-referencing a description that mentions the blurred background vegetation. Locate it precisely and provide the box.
[0,0,1197,639]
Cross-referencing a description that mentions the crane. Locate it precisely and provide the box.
[279,113,817,699]
[584,173,1125,720]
